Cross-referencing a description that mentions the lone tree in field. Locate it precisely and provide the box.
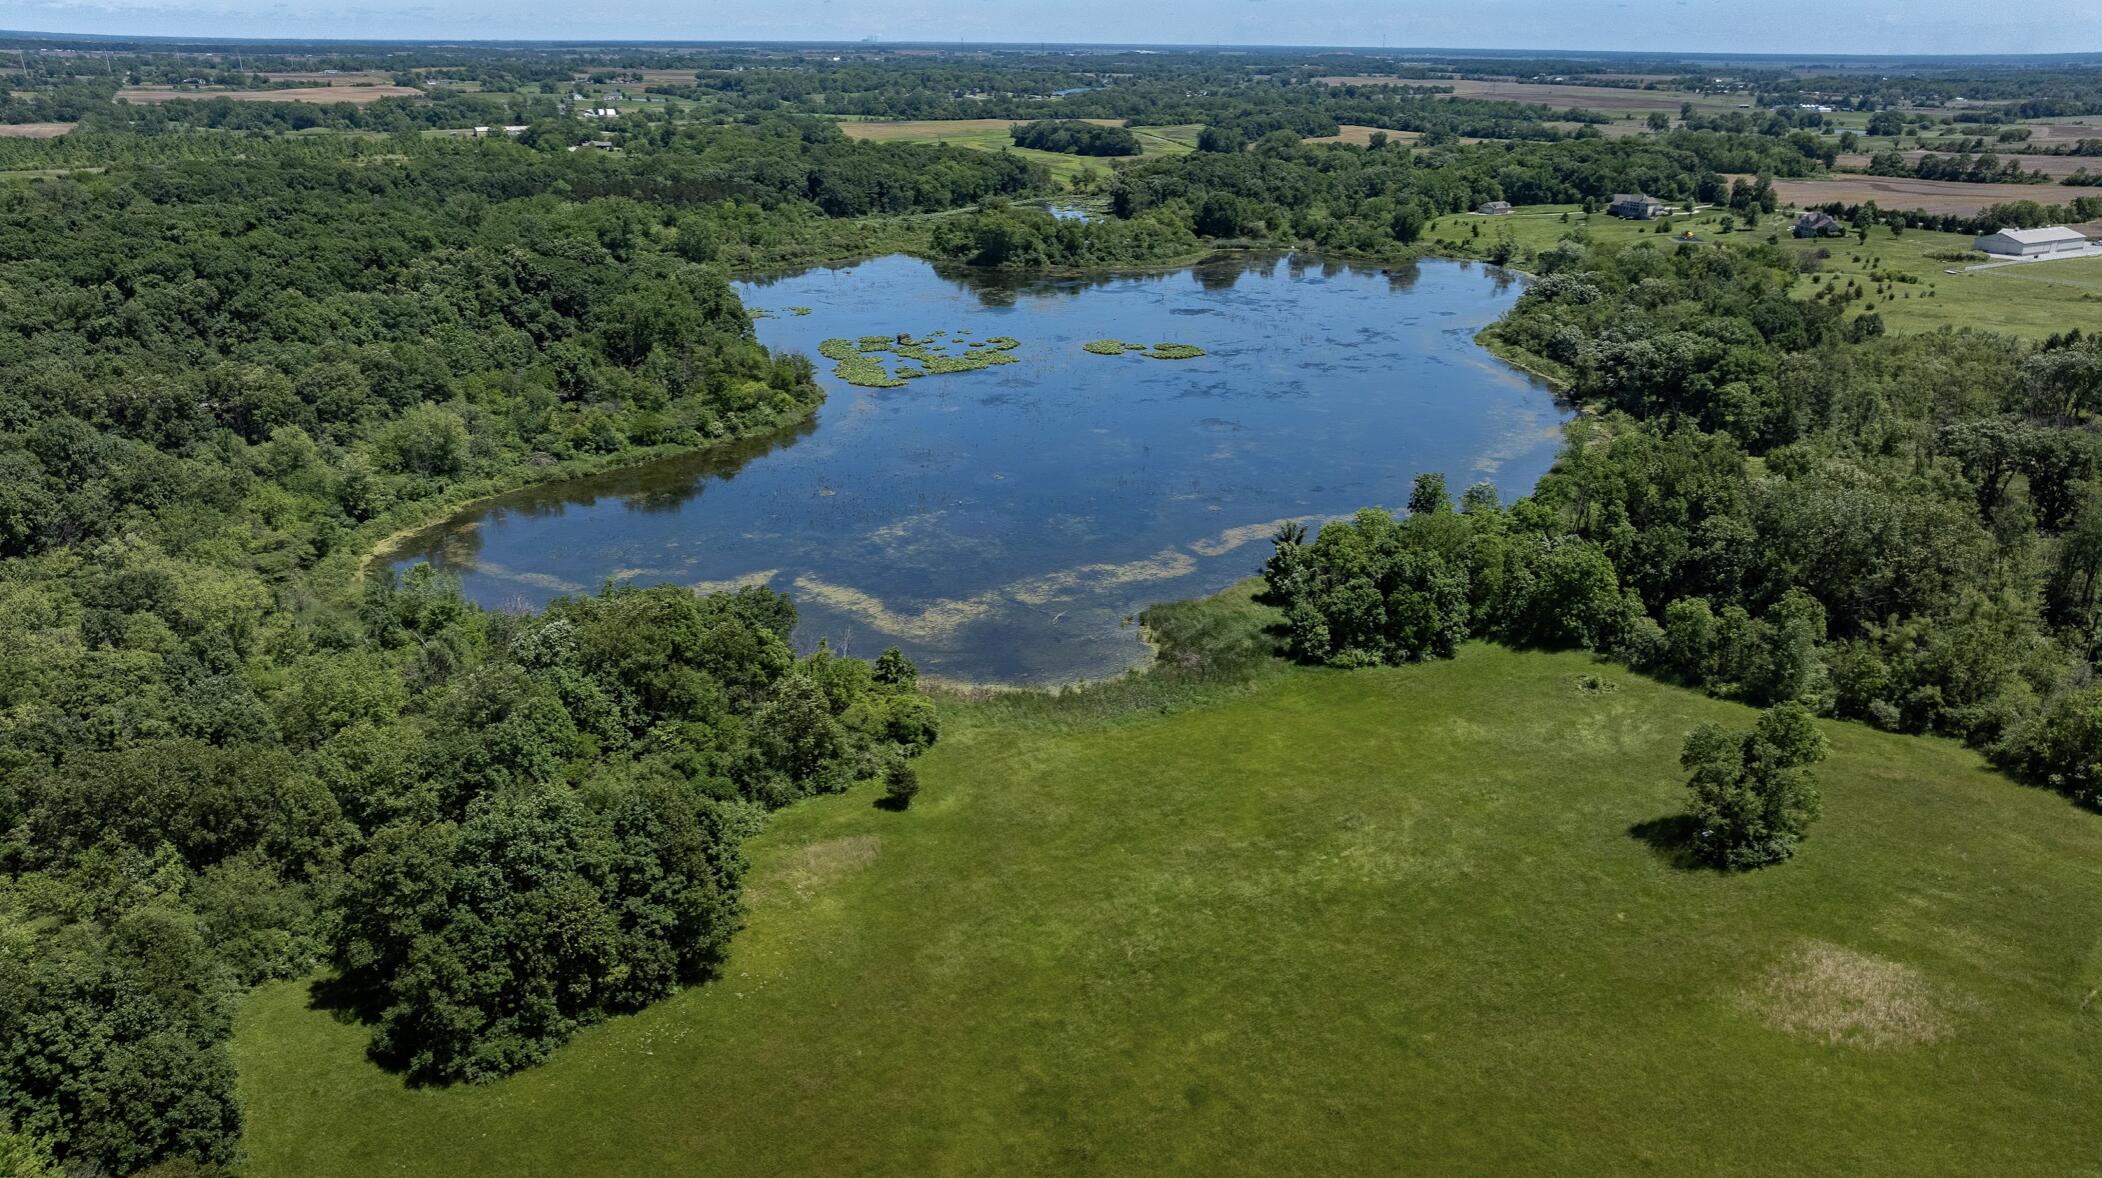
[1680,702,1828,869]
[883,755,922,810]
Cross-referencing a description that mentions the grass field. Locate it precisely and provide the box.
[1777,227,2102,336]
[0,123,72,138]
[232,587,2102,1176]
[836,118,1199,188]
[1422,204,2100,338]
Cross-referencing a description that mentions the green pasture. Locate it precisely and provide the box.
[234,588,2102,1177]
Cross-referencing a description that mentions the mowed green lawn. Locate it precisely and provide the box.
[233,642,2102,1176]
[1777,227,2102,337]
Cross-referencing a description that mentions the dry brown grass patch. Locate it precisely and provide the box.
[0,123,73,138]
[748,835,882,907]
[1742,941,1950,1048]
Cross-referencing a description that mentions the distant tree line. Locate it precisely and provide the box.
[1864,149,2049,185]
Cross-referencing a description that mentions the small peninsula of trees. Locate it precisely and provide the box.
[1010,118,1140,156]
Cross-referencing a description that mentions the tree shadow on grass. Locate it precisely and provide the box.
[306,971,387,1028]
[1627,814,1716,872]
[304,974,457,1084]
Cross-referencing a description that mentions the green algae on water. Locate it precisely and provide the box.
[1083,339,1206,359]
[818,332,1023,389]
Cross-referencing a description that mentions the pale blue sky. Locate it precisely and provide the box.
[0,0,2096,55]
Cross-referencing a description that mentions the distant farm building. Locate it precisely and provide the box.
[1793,211,1842,238]
[1477,201,1513,215]
[1608,194,1667,220]
[1974,226,2089,257]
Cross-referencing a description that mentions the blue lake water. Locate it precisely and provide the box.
[388,253,1568,685]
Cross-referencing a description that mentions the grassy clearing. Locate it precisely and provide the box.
[835,117,1198,188]
[233,588,2102,1176]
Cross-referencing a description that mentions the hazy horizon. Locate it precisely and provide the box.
[1,0,2098,57]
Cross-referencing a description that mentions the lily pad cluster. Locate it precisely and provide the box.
[819,331,1023,389]
[1083,339,1208,360]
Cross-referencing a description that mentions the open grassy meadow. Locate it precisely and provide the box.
[233,595,2102,1176]
[836,117,1198,188]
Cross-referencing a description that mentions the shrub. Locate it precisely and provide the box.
[1681,702,1829,869]
[1994,685,2102,805]
[882,756,921,809]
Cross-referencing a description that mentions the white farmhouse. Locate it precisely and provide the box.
[1974,226,2089,257]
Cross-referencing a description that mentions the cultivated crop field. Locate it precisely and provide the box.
[114,84,424,104]
[259,70,397,85]
[1317,75,1735,115]
[233,593,2102,1177]
[1761,174,2075,216]
[0,122,72,137]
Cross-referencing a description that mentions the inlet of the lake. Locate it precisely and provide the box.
[387,253,1569,686]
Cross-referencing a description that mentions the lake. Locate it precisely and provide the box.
[387,253,1569,686]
